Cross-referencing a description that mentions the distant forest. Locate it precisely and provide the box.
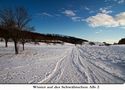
[0,28,88,45]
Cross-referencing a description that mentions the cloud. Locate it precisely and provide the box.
[104,0,110,2]
[62,9,82,22]
[55,14,61,17]
[42,12,53,17]
[37,12,53,17]
[99,8,112,14]
[117,0,125,4]
[86,13,118,27]
[104,0,125,4]
[71,17,81,22]
[95,32,100,34]
[84,6,95,14]
[115,12,125,26]
[95,30,103,34]
[84,6,90,11]
[89,10,95,14]
[62,10,76,17]
[86,12,125,28]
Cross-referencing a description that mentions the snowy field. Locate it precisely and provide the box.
[0,42,125,84]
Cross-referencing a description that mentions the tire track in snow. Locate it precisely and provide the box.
[77,46,125,83]
[39,46,125,83]
[35,46,125,83]
[71,47,101,83]
[71,48,88,83]
[0,47,69,83]
[38,48,72,83]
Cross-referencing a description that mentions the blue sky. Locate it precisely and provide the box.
[0,0,125,43]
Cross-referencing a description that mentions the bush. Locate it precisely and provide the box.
[89,42,95,45]
[118,38,125,44]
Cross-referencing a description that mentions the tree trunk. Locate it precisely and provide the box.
[5,39,8,47]
[14,40,18,54]
[22,43,24,50]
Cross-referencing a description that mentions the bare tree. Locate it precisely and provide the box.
[0,8,20,54]
[0,8,15,47]
[15,7,34,50]
[0,25,9,47]
[21,26,35,50]
[10,27,21,54]
[0,7,33,54]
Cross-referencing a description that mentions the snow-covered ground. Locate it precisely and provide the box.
[0,42,125,84]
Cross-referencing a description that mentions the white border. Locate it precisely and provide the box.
[0,84,125,90]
